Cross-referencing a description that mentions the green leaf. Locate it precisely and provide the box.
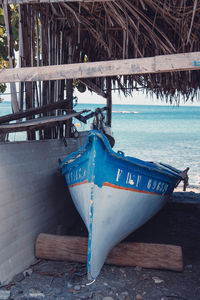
[0,26,4,36]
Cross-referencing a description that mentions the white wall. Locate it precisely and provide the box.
[0,134,86,284]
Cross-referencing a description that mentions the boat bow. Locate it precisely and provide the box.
[60,130,184,279]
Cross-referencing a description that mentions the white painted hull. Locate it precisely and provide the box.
[70,182,168,279]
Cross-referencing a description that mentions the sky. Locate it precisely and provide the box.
[74,89,200,106]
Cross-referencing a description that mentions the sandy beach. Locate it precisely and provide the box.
[0,186,200,300]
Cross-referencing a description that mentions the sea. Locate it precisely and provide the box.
[0,100,199,187]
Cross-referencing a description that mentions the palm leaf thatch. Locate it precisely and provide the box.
[9,1,200,103]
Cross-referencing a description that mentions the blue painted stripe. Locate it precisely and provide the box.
[87,184,94,280]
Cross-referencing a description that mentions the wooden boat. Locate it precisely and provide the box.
[59,129,185,280]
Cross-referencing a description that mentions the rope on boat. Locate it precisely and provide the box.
[92,108,115,147]
[92,108,105,132]
[180,167,190,191]
[86,279,96,286]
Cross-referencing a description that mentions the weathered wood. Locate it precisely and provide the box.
[35,234,183,272]
[84,106,107,121]
[0,100,71,124]
[80,79,107,98]
[0,110,89,133]
[106,77,112,126]
[0,52,200,83]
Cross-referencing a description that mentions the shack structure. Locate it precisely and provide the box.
[0,0,200,284]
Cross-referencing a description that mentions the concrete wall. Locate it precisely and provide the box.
[0,134,87,284]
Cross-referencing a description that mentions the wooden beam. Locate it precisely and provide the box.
[0,0,113,4]
[84,106,107,121]
[0,110,89,133]
[0,100,71,124]
[80,79,107,98]
[0,52,200,83]
[35,234,183,272]
[0,101,88,124]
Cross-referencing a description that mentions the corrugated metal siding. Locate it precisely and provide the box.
[0,134,87,284]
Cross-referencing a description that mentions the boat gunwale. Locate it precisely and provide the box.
[59,130,183,181]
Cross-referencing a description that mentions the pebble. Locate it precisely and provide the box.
[120,268,125,274]
[103,282,108,286]
[74,284,81,291]
[0,290,11,300]
[102,297,114,300]
[121,291,129,295]
[136,294,143,299]
[140,273,150,280]
[134,266,142,272]
[29,288,45,298]
[67,282,73,288]
[23,268,33,277]
[152,276,164,284]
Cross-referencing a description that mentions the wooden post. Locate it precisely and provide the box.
[18,4,24,111]
[65,37,73,138]
[106,77,112,127]
[35,234,183,272]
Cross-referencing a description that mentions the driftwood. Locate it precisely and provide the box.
[35,234,183,272]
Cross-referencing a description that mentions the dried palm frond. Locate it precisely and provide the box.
[20,0,200,103]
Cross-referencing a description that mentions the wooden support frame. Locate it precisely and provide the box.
[0,100,88,124]
[0,100,71,124]
[106,77,112,127]
[84,106,107,121]
[0,52,200,83]
[80,79,107,98]
[0,110,89,133]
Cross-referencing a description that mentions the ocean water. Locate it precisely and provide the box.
[0,101,199,187]
[76,103,200,187]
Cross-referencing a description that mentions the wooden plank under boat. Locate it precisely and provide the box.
[59,129,184,280]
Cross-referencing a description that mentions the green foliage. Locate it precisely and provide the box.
[0,82,6,93]
[0,4,19,101]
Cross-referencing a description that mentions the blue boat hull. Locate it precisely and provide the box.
[60,130,183,279]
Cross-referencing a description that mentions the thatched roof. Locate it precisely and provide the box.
[4,0,200,103]
[33,0,200,103]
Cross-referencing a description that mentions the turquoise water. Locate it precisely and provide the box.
[0,101,200,186]
[76,103,200,187]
